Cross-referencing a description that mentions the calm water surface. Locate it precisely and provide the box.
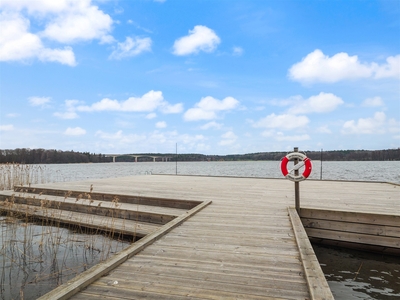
[41,160,400,183]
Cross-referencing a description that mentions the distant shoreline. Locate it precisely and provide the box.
[1,148,399,164]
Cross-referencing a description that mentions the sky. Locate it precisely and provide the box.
[0,0,399,155]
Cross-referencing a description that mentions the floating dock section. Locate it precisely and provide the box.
[1,175,398,299]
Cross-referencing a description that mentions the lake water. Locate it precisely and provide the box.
[37,160,400,184]
[1,160,400,299]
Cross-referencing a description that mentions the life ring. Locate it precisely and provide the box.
[280,152,312,182]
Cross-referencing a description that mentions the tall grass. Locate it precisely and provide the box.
[0,196,132,300]
[0,164,49,191]
[0,164,134,299]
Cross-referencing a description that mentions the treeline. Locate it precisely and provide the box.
[0,149,109,164]
[0,148,399,164]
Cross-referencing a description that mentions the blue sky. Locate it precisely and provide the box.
[0,0,399,155]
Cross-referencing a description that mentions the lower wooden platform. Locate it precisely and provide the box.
[3,175,398,299]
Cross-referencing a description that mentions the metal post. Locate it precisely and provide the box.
[294,147,300,214]
[320,148,323,180]
[175,143,178,175]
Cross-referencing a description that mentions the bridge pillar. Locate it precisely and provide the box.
[113,156,116,163]
[153,157,156,162]
[135,156,138,162]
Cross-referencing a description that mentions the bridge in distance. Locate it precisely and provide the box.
[105,154,173,163]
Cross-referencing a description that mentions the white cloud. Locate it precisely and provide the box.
[288,92,344,114]
[146,113,157,119]
[289,49,400,83]
[362,96,384,107]
[200,121,223,130]
[77,91,179,114]
[155,121,167,128]
[254,113,309,130]
[64,127,86,136]
[184,96,239,121]
[28,96,51,106]
[342,112,387,134]
[0,0,114,65]
[0,124,14,131]
[94,129,207,153]
[219,131,237,146]
[0,12,76,65]
[160,103,184,114]
[316,126,332,134]
[40,1,114,44]
[173,25,220,56]
[109,36,152,60]
[233,46,243,56]
[54,99,80,119]
[374,55,400,79]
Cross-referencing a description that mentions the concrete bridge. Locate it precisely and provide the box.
[106,154,172,163]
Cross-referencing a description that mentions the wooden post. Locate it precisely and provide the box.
[294,147,300,214]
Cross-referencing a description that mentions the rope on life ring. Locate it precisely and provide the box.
[280,152,312,182]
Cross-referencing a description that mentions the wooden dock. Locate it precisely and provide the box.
[1,175,399,299]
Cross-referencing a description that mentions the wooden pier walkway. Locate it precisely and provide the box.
[2,175,399,299]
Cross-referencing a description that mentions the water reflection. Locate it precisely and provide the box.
[312,244,400,299]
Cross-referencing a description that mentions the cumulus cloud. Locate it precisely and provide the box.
[28,96,51,107]
[0,0,114,65]
[342,112,387,134]
[64,126,86,136]
[40,2,113,44]
[288,92,344,115]
[54,99,80,119]
[173,25,220,56]
[155,121,167,128]
[184,96,239,121]
[160,103,184,114]
[254,113,309,130]
[289,49,400,83]
[362,96,384,107]
[200,121,223,130]
[0,124,14,131]
[76,91,181,115]
[109,36,152,60]
[0,12,76,65]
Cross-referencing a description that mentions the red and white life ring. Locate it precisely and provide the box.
[280,152,312,182]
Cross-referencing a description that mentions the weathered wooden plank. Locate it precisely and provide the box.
[14,186,202,209]
[121,256,306,281]
[0,193,177,225]
[87,274,309,299]
[302,217,400,238]
[308,237,400,256]
[288,207,334,300]
[300,208,400,227]
[0,189,187,216]
[305,227,400,248]
[75,283,292,300]
[0,203,157,237]
[38,200,211,300]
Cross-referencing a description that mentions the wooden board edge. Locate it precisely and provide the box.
[287,207,334,300]
[37,199,212,300]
